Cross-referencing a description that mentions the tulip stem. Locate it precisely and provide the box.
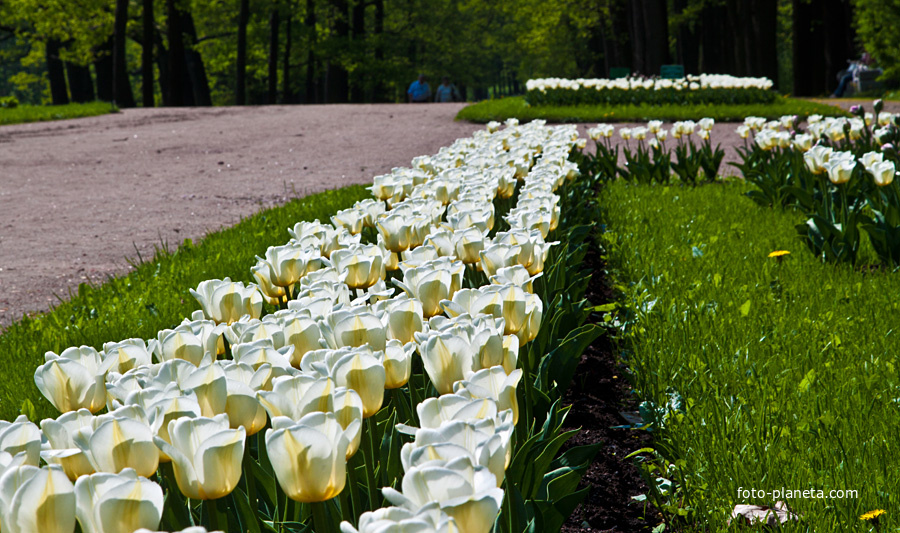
[346,458,362,524]
[363,417,380,511]
[207,498,228,532]
[311,500,332,533]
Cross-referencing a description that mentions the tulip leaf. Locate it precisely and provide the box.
[536,323,604,399]
[538,466,584,501]
[550,442,603,471]
[522,430,578,499]
[248,458,279,510]
[233,488,263,533]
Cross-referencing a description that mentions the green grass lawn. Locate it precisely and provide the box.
[457,96,847,123]
[0,101,117,126]
[1,185,369,421]
[601,180,900,531]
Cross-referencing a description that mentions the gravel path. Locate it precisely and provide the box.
[0,104,478,327]
[0,98,891,328]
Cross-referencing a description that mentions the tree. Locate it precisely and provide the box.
[113,0,136,107]
[142,0,155,107]
[236,0,250,105]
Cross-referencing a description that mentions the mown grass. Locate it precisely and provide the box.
[0,185,369,421]
[457,96,847,123]
[0,101,118,126]
[601,180,900,531]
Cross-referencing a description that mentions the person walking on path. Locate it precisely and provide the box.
[407,74,431,103]
[434,77,461,102]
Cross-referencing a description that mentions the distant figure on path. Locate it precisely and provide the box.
[407,74,431,103]
[435,77,461,102]
[832,52,874,98]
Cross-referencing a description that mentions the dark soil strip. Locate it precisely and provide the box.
[561,239,658,532]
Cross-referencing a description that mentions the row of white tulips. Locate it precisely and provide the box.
[15,118,581,533]
[526,74,774,93]
[588,117,719,147]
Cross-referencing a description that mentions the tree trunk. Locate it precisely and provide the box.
[283,10,292,103]
[94,38,114,102]
[350,0,365,102]
[305,0,317,103]
[183,11,212,105]
[65,61,95,102]
[823,0,855,95]
[46,40,70,105]
[166,0,188,106]
[268,6,280,104]
[751,0,778,84]
[153,29,171,105]
[325,0,349,103]
[627,0,645,74]
[674,0,698,74]
[373,0,384,101]
[792,0,824,95]
[113,0,136,107]
[142,0,155,107]
[236,0,250,105]
[640,0,669,76]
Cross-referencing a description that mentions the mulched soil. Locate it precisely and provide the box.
[560,234,658,532]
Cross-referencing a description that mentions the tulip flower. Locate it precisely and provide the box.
[303,346,386,418]
[869,160,896,186]
[415,331,478,395]
[257,374,335,421]
[402,419,510,486]
[376,212,414,254]
[424,228,457,257]
[190,278,263,325]
[153,414,245,500]
[825,157,856,185]
[73,415,160,479]
[382,456,503,533]
[179,313,228,355]
[479,243,523,277]
[0,415,42,467]
[74,469,164,533]
[395,258,462,318]
[265,413,353,502]
[224,376,268,436]
[489,265,541,293]
[41,409,97,479]
[0,465,76,533]
[336,205,372,234]
[341,503,458,533]
[251,261,288,305]
[258,244,321,288]
[150,328,209,367]
[183,363,228,417]
[280,314,326,364]
[384,340,415,389]
[454,366,523,424]
[141,393,203,463]
[376,295,424,344]
[319,308,388,351]
[331,244,386,289]
[35,346,116,413]
[454,226,488,265]
[231,339,295,372]
[101,340,152,374]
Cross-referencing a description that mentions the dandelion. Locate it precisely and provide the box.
[768,250,790,262]
[860,509,886,521]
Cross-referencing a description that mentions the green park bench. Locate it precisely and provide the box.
[660,64,685,79]
[609,67,630,79]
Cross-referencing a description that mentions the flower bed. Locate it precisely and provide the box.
[4,120,605,533]
[525,75,776,107]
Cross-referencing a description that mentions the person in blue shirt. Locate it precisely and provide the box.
[434,77,461,102]
[407,74,431,103]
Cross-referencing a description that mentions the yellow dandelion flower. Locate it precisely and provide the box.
[768,250,791,258]
[860,509,886,521]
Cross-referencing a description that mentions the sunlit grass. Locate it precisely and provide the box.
[602,180,900,531]
[0,101,118,126]
[457,96,847,123]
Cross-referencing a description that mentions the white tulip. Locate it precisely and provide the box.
[0,465,76,533]
[75,469,164,533]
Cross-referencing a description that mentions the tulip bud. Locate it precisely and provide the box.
[190,278,263,325]
[35,346,115,414]
[73,415,160,479]
[455,366,523,423]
